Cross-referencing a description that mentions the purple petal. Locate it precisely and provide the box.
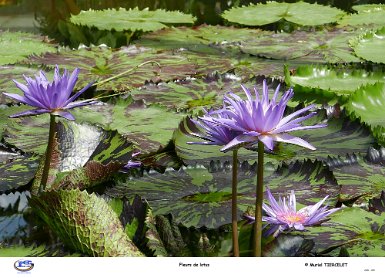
[220,134,257,152]
[3,92,31,104]
[8,108,50,118]
[64,81,94,106]
[258,135,275,150]
[274,133,316,150]
[64,99,97,110]
[52,110,75,120]
[276,104,315,129]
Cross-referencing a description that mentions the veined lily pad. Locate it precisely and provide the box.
[222,2,345,26]
[0,31,56,66]
[240,29,361,63]
[0,155,39,193]
[136,25,271,51]
[129,73,266,113]
[284,111,374,163]
[299,207,385,256]
[285,65,385,98]
[350,27,385,64]
[29,189,143,256]
[29,45,199,91]
[108,99,186,153]
[70,7,196,32]
[330,157,385,205]
[106,160,339,229]
[345,83,385,145]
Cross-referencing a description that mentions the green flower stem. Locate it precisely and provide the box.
[253,141,264,257]
[232,149,239,257]
[39,114,57,193]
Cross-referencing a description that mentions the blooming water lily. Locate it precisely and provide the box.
[3,65,94,120]
[244,187,340,237]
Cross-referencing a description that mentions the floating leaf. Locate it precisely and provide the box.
[338,7,385,27]
[266,160,340,206]
[222,2,345,26]
[284,111,374,163]
[3,113,49,155]
[0,155,39,193]
[70,7,195,32]
[345,83,385,145]
[109,99,186,153]
[350,27,385,64]
[299,207,385,256]
[30,45,200,91]
[240,29,361,63]
[129,73,246,112]
[331,158,385,205]
[106,165,257,228]
[30,189,143,256]
[136,25,271,51]
[285,65,385,98]
[352,4,385,12]
[0,31,56,66]
[106,160,338,228]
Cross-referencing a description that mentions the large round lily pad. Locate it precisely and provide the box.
[222,2,345,26]
[70,7,196,32]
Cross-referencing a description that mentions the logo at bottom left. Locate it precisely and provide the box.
[14,259,34,272]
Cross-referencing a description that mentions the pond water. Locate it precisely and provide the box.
[1,0,385,258]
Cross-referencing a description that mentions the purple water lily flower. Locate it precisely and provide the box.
[123,151,142,170]
[3,65,95,121]
[244,187,340,237]
[211,81,326,152]
[187,109,243,146]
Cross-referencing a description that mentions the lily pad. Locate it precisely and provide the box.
[108,99,186,153]
[330,158,385,205]
[0,31,56,66]
[338,7,385,27]
[30,45,200,91]
[285,65,385,98]
[222,2,345,26]
[129,73,255,113]
[240,29,361,63]
[284,111,374,163]
[352,4,385,12]
[70,7,196,32]
[0,155,39,193]
[300,207,385,256]
[345,83,385,145]
[106,159,338,228]
[136,25,271,51]
[350,27,385,64]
